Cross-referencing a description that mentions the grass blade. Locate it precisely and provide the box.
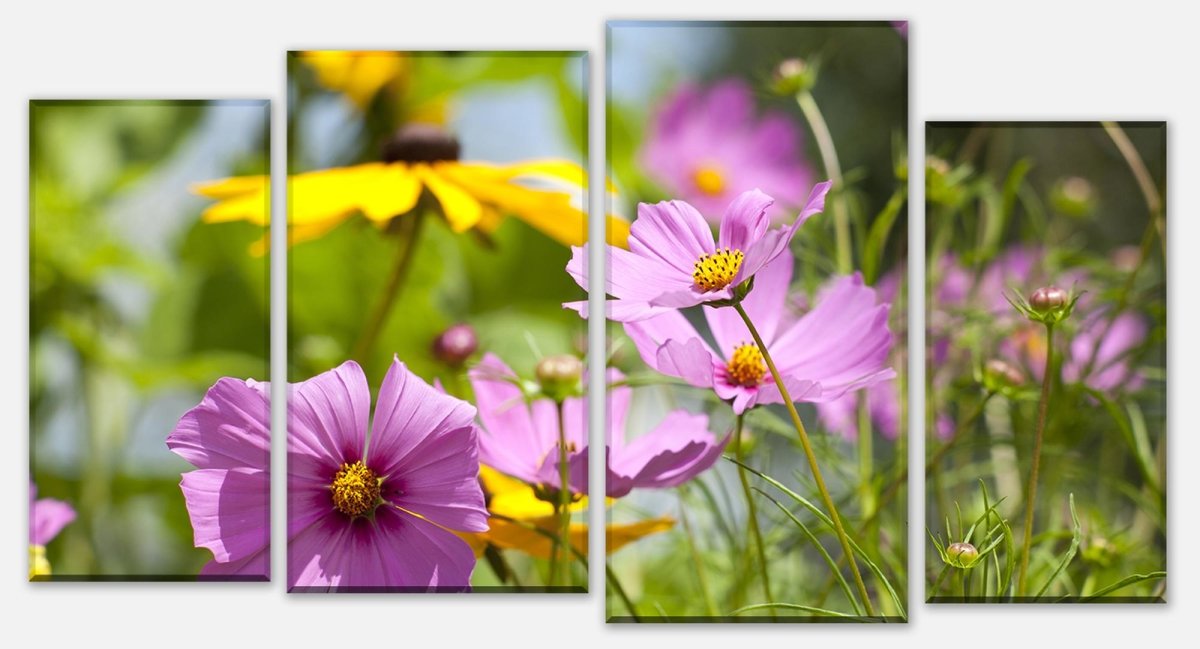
[756,487,864,616]
[1034,493,1081,598]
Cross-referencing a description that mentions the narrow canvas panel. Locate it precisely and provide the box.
[29,99,271,581]
[279,51,592,593]
[924,122,1166,603]
[604,21,910,622]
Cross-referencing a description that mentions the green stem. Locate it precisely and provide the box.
[856,394,874,529]
[733,413,775,619]
[350,213,424,361]
[733,302,875,616]
[1017,323,1055,595]
[796,90,851,274]
[606,563,641,621]
[679,487,719,617]
[554,399,572,587]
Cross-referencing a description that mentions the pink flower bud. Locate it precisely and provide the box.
[1029,286,1068,312]
[431,323,477,365]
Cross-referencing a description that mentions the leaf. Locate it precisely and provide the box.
[756,487,864,616]
[862,187,907,285]
[729,602,854,618]
[727,457,906,619]
[1034,493,1081,598]
[1079,571,1166,601]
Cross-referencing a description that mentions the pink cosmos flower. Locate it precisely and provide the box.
[470,353,725,498]
[287,359,488,591]
[1006,310,1149,394]
[624,253,895,415]
[30,484,75,547]
[167,377,271,578]
[1064,311,1149,392]
[640,79,815,224]
[817,265,903,441]
[567,184,831,322]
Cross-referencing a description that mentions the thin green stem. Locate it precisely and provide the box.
[606,563,641,621]
[856,394,875,530]
[1017,323,1055,595]
[733,302,875,616]
[350,213,424,361]
[678,488,719,617]
[733,413,775,619]
[554,400,572,586]
[796,90,851,274]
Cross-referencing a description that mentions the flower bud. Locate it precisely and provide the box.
[431,323,477,366]
[1050,176,1096,218]
[984,358,1024,391]
[536,354,583,401]
[770,58,818,95]
[1029,286,1068,313]
[945,541,979,568]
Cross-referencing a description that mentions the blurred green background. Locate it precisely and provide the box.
[30,100,270,577]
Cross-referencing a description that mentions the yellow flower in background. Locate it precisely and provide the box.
[194,124,630,252]
[298,50,409,111]
[464,467,673,560]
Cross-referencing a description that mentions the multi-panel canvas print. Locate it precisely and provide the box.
[29,99,271,580]
[924,122,1166,602]
[602,21,910,621]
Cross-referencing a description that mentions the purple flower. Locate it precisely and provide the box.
[1064,311,1148,392]
[640,79,815,224]
[30,485,75,547]
[287,359,488,591]
[567,184,831,321]
[624,253,895,415]
[816,380,901,442]
[167,377,271,578]
[470,353,725,497]
[816,264,904,441]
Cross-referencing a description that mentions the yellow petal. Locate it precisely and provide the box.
[288,164,378,226]
[606,517,675,554]
[481,466,587,519]
[356,163,421,222]
[299,51,407,109]
[201,191,270,225]
[438,163,586,246]
[415,164,483,232]
[606,214,631,248]
[191,175,268,199]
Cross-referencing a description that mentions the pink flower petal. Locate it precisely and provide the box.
[718,189,774,252]
[180,468,270,565]
[167,377,270,471]
[288,361,369,469]
[367,357,477,478]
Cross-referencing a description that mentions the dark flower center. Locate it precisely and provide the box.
[330,461,382,518]
[381,124,461,164]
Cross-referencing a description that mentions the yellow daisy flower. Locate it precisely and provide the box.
[464,466,673,560]
[193,124,630,252]
[297,50,410,111]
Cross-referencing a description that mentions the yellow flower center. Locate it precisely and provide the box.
[330,461,382,518]
[726,343,766,387]
[692,248,744,292]
[692,165,726,196]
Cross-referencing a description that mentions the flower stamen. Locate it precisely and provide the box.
[330,461,382,518]
[726,343,766,387]
[693,248,744,292]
